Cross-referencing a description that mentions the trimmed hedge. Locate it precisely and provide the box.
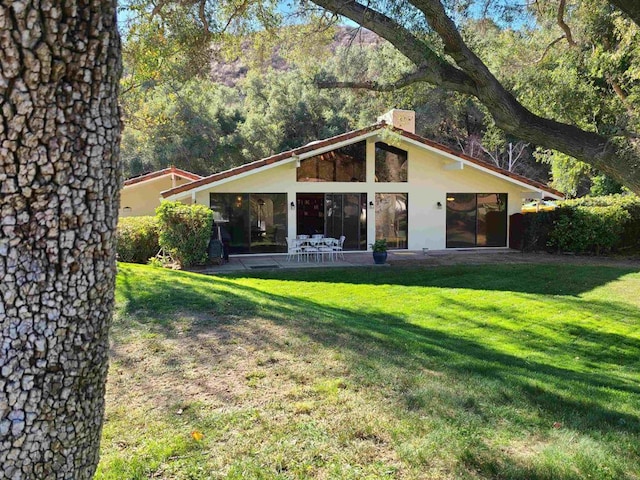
[522,194,640,254]
[116,216,160,264]
[156,201,213,267]
[548,205,630,254]
[561,194,640,251]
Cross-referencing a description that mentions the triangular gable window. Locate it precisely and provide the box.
[297,141,366,182]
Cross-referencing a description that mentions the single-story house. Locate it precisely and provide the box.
[120,166,202,217]
[160,110,562,254]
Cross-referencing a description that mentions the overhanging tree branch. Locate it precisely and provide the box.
[316,69,432,91]
[557,0,576,46]
[309,0,640,193]
[533,35,566,64]
[310,0,477,95]
[610,0,640,26]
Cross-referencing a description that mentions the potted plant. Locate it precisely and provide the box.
[371,239,388,264]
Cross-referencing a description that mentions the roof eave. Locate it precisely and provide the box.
[160,122,562,200]
[161,125,386,199]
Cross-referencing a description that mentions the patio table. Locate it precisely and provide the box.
[292,237,337,262]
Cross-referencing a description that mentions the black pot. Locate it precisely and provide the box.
[373,251,387,264]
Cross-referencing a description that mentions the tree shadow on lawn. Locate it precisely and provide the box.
[231,263,640,296]
[115,266,640,479]
[441,295,640,369]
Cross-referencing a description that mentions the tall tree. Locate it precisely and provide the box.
[310,0,640,194]
[123,0,640,194]
[0,0,121,477]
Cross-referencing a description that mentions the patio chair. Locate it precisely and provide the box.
[318,238,335,262]
[286,237,304,262]
[303,242,320,262]
[332,235,346,260]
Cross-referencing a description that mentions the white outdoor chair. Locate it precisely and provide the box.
[318,238,335,262]
[286,237,304,262]
[333,235,346,260]
[303,241,320,262]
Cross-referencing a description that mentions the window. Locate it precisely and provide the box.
[446,193,507,248]
[210,193,287,254]
[296,193,368,250]
[375,142,408,182]
[375,193,408,249]
[297,141,366,182]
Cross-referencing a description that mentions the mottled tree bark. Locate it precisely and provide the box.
[0,1,121,478]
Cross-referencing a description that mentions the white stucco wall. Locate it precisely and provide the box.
[179,136,543,250]
[120,175,192,217]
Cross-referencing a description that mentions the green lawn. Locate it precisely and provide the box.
[98,262,640,479]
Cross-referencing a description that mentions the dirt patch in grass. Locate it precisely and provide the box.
[109,316,306,409]
[105,312,411,478]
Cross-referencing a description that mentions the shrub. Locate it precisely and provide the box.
[521,194,639,254]
[116,216,160,264]
[561,194,640,251]
[156,201,213,267]
[548,205,630,254]
[522,210,560,252]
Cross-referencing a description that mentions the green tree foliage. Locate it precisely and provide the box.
[119,0,640,194]
[468,3,640,195]
[121,81,246,177]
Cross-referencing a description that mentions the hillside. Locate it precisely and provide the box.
[210,26,384,86]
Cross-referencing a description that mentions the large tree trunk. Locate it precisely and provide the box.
[0,1,121,478]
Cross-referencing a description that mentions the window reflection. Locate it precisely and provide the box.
[296,193,368,250]
[375,193,408,249]
[446,193,507,247]
[210,193,287,254]
[297,141,366,182]
[375,142,408,182]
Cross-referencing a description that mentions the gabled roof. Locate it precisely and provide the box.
[161,124,563,199]
[161,124,384,198]
[395,129,564,198]
[123,166,202,187]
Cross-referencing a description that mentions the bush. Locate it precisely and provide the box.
[548,205,630,254]
[561,194,640,251]
[522,209,560,252]
[116,216,160,264]
[521,194,639,254]
[156,201,213,267]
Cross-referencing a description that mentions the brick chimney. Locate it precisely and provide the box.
[377,109,415,134]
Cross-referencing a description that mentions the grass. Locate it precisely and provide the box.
[97,262,640,479]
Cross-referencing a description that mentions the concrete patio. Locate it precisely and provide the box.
[194,248,522,274]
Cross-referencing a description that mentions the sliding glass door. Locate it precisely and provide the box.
[326,193,367,251]
[375,193,408,249]
[446,193,507,248]
[296,193,367,250]
[210,193,287,254]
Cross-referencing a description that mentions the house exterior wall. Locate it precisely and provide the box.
[187,137,536,250]
[120,175,192,217]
